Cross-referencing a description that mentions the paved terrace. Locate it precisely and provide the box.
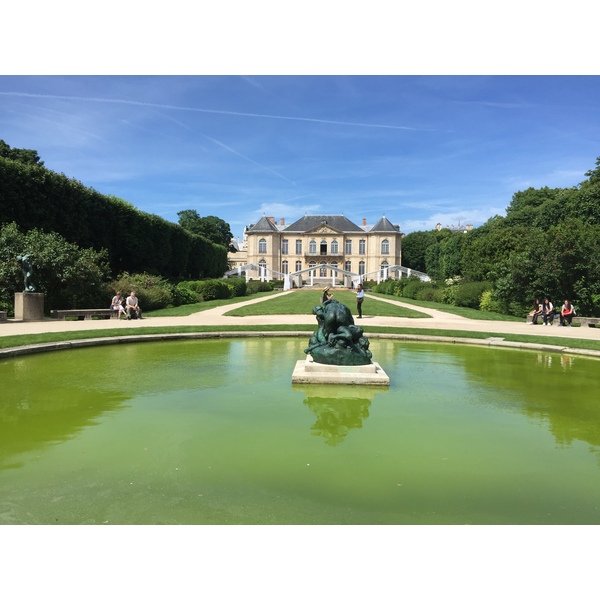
[1,291,599,345]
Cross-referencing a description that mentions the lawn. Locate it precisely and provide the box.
[146,290,278,317]
[224,289,430,318]
[369,293,524,322]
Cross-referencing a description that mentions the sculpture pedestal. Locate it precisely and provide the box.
[14,292,45,321]
[292,355,389,386]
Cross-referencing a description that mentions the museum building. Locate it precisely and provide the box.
[229,214,403,284]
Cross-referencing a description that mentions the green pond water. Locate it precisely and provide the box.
[1,338,599,525]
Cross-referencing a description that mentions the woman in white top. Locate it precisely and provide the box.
[541,298,554,326]
[110,292,126,319]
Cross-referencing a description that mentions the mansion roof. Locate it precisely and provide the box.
[247,215,400,235]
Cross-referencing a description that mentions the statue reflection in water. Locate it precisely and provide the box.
[297,385,387,446]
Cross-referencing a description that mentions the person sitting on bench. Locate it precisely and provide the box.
[126,291,142,319]
[541,298,554,326]
[110,291,127,319]
[559,299,574,327]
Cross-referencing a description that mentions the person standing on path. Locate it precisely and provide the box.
[356,283,365,318]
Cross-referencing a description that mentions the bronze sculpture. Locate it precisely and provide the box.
[304,297,372,366]
[17,254,36,292]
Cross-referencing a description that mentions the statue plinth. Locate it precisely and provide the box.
[292,355,389,386]
[14,292,45,321]
[295,296,389,385]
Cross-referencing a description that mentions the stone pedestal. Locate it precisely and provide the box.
[292,355,390,386]
[14,292,45,321]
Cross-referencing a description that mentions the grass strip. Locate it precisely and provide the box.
[2,325,599,353]
[224,290,429,318]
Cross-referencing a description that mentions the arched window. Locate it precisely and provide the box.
[320,240,327,255]
[344,260,351,272]
[309,260,317,276]
[309,239,317,254]
[259,259,267,274]
[295,260,302,272]
[258,238,267,253]
[381,239,390,254]
[331,240,338,254]
[282,260,289,274]
[359,239,366,255]
[319,261,327,277]
[282,239,289,254]
[359,260,365,275]
[381,260,389,278]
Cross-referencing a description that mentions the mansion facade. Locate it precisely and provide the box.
[229,214,403,285]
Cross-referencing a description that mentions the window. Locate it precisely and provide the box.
[296,239,302,254]
[344,260,351,272]
[259,259,267,273]
[359,260,365,275]
[258,238,267,253]
[309,240,317,254]
[359,239,366,255]
[282,260,288,274]
[295,260,302,272]
[282,239,288,254]
[381,239,390,254]
[309,260,316,274]
[345,239,352,254]
[331,240,338,254]
[320,240,327,255]
[319,261,327,277]
[331,261,338,274]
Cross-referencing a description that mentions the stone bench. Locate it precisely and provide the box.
[572,316,600,327]
[51,309,120,320]
[527,313,599,327]
[0,311,7,322]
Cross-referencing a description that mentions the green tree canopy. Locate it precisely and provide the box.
[177,210,234,250]
[0,139,44,166]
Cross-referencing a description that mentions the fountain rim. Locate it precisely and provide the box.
[1,330,600,361]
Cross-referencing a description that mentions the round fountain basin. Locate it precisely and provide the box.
[1,337,599,524]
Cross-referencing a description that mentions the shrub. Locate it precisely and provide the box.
[225,277,247,297]
[246,280,272,294]
[415,286,438,302]
[403,280,432,299]
[111,272,174,311]
[172,282,201,306]
[453,281,492,309]
[0,221,111,312]
[191,279,232,301]
[480,289,502,313]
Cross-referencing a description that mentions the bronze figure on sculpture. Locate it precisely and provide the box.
[17,254,36,292]
[304,297,372,366]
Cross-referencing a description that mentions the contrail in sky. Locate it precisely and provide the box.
[0,91,426,131]
[201,134,295,184]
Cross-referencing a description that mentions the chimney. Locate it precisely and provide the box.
[362,218,367,227]
[267,216,275,223]
[280,217,285,226]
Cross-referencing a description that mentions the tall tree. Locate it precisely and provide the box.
[177,210,234,250]
[0,139,44,166]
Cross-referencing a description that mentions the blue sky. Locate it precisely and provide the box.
[1,75,599,239]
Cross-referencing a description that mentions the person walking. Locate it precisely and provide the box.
[356,283,365,318]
